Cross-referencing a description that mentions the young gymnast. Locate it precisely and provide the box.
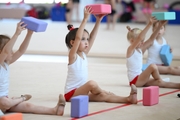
[72,0,80,22]
[141,0,156,23]
[64,6,137,104]
[0,22,65,115]
[65,0,73,24]
[145,21,180,75]
[126,16,180,88]
[104,0,120,30]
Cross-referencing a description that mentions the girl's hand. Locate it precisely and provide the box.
[159,20,167,26]
[170,47,173,53]
[149,16,157,25]
[27,29,33,34]
[84,6,92,20]
[94,14,107,21]
[15,21,27,35]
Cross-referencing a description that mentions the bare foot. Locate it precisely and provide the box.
[56,94,66,116]
[128,84,138,104]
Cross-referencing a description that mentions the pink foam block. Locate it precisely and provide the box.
[143,86,159,106]
[86,4,111,14]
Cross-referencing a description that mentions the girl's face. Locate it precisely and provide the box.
[153,24,165,37]
[78,31,89,52]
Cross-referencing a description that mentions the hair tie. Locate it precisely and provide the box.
[69,27,74,31]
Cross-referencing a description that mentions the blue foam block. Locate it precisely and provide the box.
[71,95,89,118]
[160,45,173,66]
[152,12,176,20]
[21,17,48,32]
[168,10,180,24]
[142,64,149,71]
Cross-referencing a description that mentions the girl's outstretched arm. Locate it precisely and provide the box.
[68,7,91,64]
[126,17,155,57]
[142,20,167,53]
[0,22,26,65]
[10,29,33,64]
[85,14,105,54]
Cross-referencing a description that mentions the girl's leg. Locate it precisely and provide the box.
[89,84,137,104]
[72,80,137,104]
[137,64,180,89]
[158,66,180,75]
[8,94,65,116]
[73,3,80,22]
[112,13,118,30]
[106,15,111,30]
[0,95,31,112]
[72,80,104,97]
[145,78,180,89]
[136,64,160,87]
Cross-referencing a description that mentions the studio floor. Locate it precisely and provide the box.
[0,19,180,120]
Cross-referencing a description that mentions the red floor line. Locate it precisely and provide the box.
[71,89,180,120]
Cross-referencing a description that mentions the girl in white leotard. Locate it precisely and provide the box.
[126,16,180,89]
[64,6,138,104]
[145,21,180,75]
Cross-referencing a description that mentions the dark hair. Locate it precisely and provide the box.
[65,24,89,49]
[0,35,10,51]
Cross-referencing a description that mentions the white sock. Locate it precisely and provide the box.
[0,109,4,116]
[162,78,170,82]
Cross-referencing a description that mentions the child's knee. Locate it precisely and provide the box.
[0,98,12,110]
[149,64,157,70]
[87,80,98,89]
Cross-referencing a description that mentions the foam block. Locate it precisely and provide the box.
[86,4,111,14]
[0,113,22,120]
[21,17,48,32]
[143,86,159,106]
[142,64,149,71]
[160,45,173,66]
[71,95,89,118]
[152,12,176,20]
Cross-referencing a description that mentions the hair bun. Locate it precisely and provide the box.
[126,26,131,31]
[67,24,74,31]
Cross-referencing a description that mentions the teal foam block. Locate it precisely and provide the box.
[160,45,173,66]
[142,64,149,71]
[152,12,176,20]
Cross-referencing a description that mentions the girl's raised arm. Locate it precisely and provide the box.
[0,22,26,65]
[85,14,106,54]
[142,20,167,53]
[68,7,91,64]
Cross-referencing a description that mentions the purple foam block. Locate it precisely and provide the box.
[21,17,48,32]
[71,95,89,118]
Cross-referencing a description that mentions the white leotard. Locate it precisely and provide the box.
[146,37,167,65]
[0,63,9,97]
[64,52,88,94]
[126,49,142,82]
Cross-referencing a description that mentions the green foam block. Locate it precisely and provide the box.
[152,12,176,20]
